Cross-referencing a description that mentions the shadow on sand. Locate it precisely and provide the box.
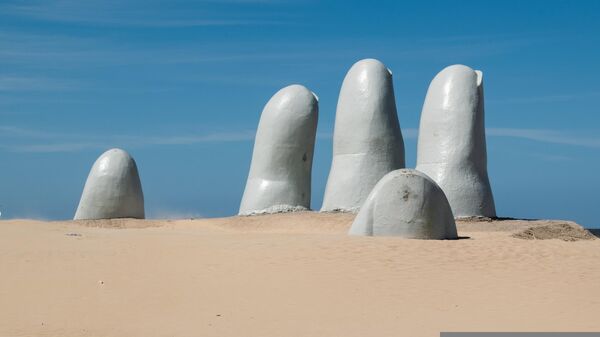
[587,229,600,239]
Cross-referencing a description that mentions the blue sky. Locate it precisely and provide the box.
[1,0,599,227]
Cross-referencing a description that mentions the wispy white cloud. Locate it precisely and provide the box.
[488,91,600,104]
[134,131,257,145]
[316,131,332,140]
[0,125,257,153]
[487,128,600,148]
[0,27,541,70]
[0,76,80,92]
[318,127,600,148]
[0,31,343,69]
[8,125,597,154]
[5,142,105,153]
[0,125,62,137]
[402,128,418,139]
[314,127,417,141]
[0,1,286,27]
[531,153,573,162]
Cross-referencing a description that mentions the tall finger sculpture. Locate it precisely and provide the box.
[239,85,319,215]
[321,59,405,213]
[416,65,496,218]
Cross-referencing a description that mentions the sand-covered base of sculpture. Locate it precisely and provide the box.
[1,213,598,337]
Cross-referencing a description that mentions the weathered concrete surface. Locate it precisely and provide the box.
[321,59,405,213]
[74,148,144,220]
[239,84,319,215]
[349,169,457,239]
[416,64,496,218]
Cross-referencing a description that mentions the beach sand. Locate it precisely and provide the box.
[1,213,598,337]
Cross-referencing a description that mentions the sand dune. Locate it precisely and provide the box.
[1,213,598,337]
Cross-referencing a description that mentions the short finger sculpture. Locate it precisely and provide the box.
[349,169,458,239]
[74,148,144,220]
[416,64,496,218]
[321,58,405,213]
[239,84,319,215]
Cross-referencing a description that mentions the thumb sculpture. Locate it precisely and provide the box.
[321,58,405,213]
[416,64,496,218]
[74,148,144,220]
[239,84,319,215]
[349,169,458,239]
